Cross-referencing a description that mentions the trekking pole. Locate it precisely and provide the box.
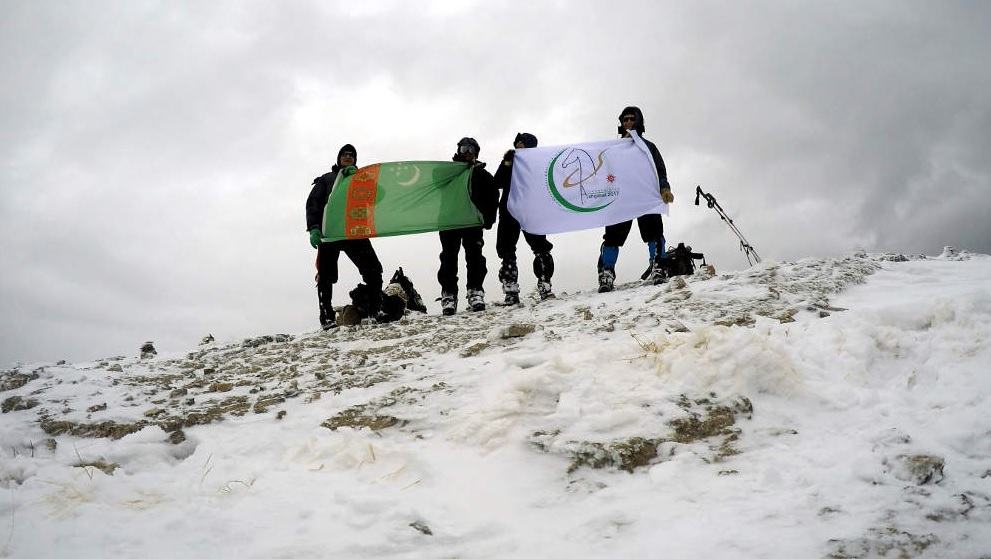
[694,185,761,266]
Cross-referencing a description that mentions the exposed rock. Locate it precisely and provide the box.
[2,395,39,413]
[322,404,405,432]
[0,371,39,392]
[409,521,433,536]
[40,418,146,440]
[499,323,536,339]
[888,454,945,485]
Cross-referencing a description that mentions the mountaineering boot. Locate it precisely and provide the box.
[647,257,668,285]
[537,279,555,300]
[499,259,520,305]
[440,291,457,316]
[466,289,486,312]
[598,244,619,293]
[641,241,658,280]
[598,268,616,293]
[648,238,671,285]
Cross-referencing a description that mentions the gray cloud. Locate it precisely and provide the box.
[2,0,989,365]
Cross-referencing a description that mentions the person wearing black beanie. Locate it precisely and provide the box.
[304,143,384,329]
[597,106,675,292]
[493,132,555,305]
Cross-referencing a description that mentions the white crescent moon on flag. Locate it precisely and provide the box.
[397,165,421,186]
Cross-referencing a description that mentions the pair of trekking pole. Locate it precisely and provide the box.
[694,185,761,267]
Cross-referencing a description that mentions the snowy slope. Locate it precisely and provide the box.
[2,248,990,558]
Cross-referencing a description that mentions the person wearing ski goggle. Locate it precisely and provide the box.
[436,137,497,316]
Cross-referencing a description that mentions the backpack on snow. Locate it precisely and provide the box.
[663,243,706,277]
[389,267,427,313]
[337,267,427,326]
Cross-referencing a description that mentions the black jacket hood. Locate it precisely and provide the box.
[332,144,357,171]
[514,132,538,148]
[618,106,646,136]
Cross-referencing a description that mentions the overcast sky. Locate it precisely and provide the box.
[2,0,989,366]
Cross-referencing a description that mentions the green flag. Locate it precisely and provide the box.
[321,161,483,242]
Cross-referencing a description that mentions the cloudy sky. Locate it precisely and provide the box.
[2,0,989,366]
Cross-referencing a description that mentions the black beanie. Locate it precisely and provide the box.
[617,106,645,136]
[514,132,538,148]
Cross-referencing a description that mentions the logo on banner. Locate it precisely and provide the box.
[546,147,618,212]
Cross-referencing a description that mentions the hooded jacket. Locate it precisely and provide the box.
[618,106,671,192]
[305,144,357,231]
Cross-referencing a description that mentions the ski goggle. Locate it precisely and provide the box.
[457,144,478,156]
[340,151,355,159]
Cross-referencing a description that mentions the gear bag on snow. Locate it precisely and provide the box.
[338,267,427,326]
[663,243,706,277]
[640,242,707,280]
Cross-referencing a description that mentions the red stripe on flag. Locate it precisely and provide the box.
[344,164,380,239]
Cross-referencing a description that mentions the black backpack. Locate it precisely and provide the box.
[341,268,427,326]
[664,243,706,276]
[389,267,427,313]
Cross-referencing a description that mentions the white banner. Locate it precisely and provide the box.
[507,131,667,235]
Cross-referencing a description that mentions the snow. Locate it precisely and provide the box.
[2,248,991,558]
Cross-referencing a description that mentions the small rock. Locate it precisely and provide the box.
[2,396,40,413]
[889,454,945,485]
[409,521,433,536]
[499,323,536,339]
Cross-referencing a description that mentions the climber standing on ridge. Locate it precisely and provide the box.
[305,144,384,329]
[494,132,555,304]
[597,106,674,292]
[437,137,498,315]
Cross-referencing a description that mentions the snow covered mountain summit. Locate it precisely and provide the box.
[3,248,991,558]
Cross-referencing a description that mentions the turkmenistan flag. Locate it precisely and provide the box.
[320,161,482,242]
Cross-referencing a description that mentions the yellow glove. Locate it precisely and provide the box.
[661,188,674,204]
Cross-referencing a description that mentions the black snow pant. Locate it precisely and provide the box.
[602,214,665,247]
[438,227,486,295]
[496,206,554,282]
[316,238,383,326]
[496,206,554,284]
[599,214,665,272]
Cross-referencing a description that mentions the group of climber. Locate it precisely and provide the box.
[304,105,673,329]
